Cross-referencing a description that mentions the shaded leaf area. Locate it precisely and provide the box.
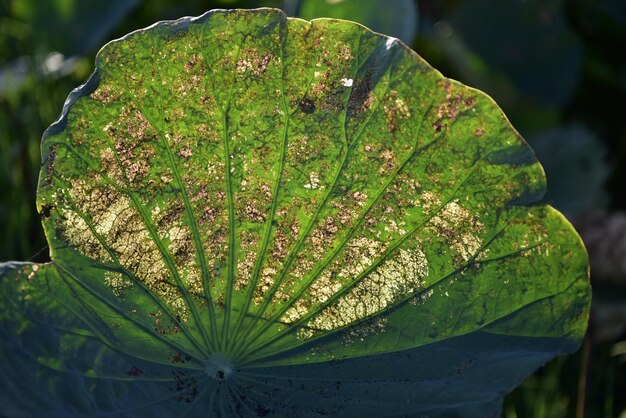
[0,263,213,418]
[1,259,587,417]
[1,8,589,417]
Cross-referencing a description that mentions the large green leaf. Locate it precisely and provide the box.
[0,8,590,417]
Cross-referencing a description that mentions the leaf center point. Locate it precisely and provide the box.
[206,353,234,381]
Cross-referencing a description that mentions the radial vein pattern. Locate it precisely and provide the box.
[0,8,589,417]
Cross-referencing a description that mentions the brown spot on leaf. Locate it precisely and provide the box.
[299,97,315,114]
[91,84,119,104]
[127,366,144,376]
[40,204,54,219]
[236,48,272,76]
[432,83,477,133]
[183,54,202,72]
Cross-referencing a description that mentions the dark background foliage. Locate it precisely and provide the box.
[1,0,625,416]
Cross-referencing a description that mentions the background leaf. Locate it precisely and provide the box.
[297,0,418,45]
[527,124,610,215]
[449,0,583,108]
[11,0,141,56]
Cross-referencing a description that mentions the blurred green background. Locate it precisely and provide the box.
[1,0,625,416]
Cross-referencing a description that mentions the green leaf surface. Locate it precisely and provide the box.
[0,8,590,417]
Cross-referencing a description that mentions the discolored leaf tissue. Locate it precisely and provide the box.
[0,8,590,417]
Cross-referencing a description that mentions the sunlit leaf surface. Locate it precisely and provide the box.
[0,8,590,417]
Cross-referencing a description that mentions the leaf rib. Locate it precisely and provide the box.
[219,37,245,352]
[239,232,549,367]
[233,66,432,360]
[238,267,534,368]
[54,144,211,358]
[233,94,438,360]
[144,43,221,354]
[53,261,208,367]
[233,38,400,358]
[227,379,262,417]
[227,16,290,354]
[108,38,219,353]
[94,60,220,356]
[238,155,489,363]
